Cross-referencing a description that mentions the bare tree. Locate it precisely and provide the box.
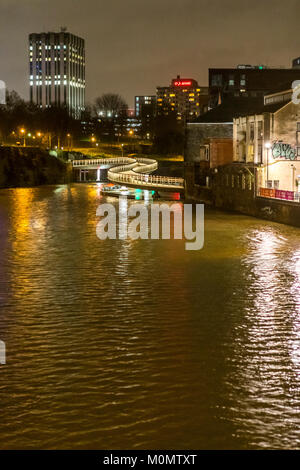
[94,93,128,141]
[94,93,128,118]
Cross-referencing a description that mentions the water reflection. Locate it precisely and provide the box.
[0,185,299,449]
[224,227,300,448]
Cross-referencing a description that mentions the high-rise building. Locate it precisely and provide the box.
[135,96,156,139]
[29,29,85,118]
[209,65,300,109]
[156,76,208,122]
[135,95,156,117]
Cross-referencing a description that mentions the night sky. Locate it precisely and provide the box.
[0,0,299,107]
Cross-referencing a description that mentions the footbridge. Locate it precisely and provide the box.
[72,157,184,192]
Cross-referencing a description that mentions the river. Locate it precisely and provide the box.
[0,184,299,449]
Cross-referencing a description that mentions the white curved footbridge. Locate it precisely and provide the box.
[72,157,184,192]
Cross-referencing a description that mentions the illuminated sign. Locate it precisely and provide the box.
[173,80,192,87]
[272,142,299,161]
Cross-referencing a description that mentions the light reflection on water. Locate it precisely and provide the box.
[0,184,299,449]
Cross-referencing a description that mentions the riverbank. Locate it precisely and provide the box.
[0,146,72,188]
[185,162,300,228]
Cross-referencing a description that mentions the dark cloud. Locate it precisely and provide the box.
[0,0,299,107]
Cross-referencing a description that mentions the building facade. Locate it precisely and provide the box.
[135,95,156,117]
[233,88,300,194]
[29,30,85,118]
[135,96,156,139]
[157,76,208,122]
[209,65,300,109]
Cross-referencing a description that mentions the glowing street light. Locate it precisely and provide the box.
[20,128,26,146]
[66,133,72,151]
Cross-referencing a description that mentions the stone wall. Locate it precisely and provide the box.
[185,123,233,163]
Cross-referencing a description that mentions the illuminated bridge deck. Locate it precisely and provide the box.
[72,157,184,192]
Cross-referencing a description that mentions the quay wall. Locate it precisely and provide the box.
[185,162,300,228]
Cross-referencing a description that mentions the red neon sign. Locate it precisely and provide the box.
[173,80,192,87]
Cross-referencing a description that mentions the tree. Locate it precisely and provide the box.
[94,93,128,141]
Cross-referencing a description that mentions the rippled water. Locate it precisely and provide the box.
[0,184,299,450]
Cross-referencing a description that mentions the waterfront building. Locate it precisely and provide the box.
[29,29,85,118]
[184,97,263,168]
[156,75,208,122]
[233,87,300,194]
[209,65,300,109]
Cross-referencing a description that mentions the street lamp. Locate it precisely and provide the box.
[67,133,72,151]
[121,143,124,157]
[265,142,272,186]
[20,128,26,147]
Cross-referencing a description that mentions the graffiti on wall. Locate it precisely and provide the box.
[272,142,299,161]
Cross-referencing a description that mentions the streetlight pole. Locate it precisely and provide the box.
[20,128,26,147]
[265,142,271,187]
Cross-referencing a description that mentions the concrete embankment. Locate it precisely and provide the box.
[185,162,300,228]
[0,146,72,188]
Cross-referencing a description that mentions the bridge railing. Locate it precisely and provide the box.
[72,156,184,189]
[133,158,158,174]
[108,162,137,174]
[72,157,136,167]
[108,170,184,188]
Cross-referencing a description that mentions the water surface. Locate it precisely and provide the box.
[0,184,299,449]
